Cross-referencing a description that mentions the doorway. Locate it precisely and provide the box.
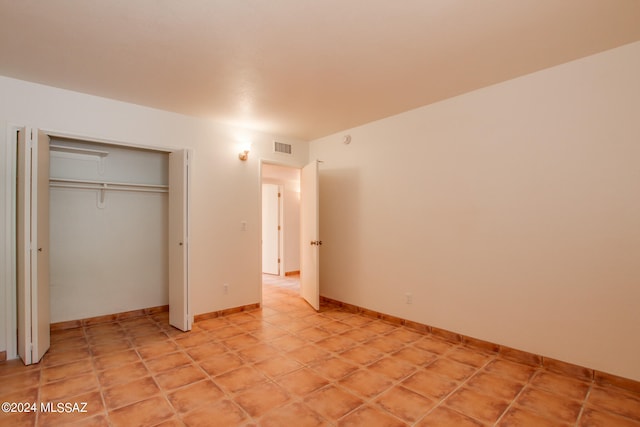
[261,163,301,292]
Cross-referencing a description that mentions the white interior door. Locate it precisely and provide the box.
[16,128,51,365]
[168,149,191,331]
[300,160,320,310]
[262,184,280,275]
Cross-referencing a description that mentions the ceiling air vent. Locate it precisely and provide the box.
[273,141,292,155]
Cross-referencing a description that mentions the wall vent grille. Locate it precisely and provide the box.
[274,141,292,155]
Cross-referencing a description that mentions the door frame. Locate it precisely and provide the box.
[259,160,302,299]
[2,125,192,360]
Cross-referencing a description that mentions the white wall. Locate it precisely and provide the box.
[0,76,308,356]
[49,140,168,322]
[310,41,640,381]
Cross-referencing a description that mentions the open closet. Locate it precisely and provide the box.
[15,128,190,365]
[49,137,170,323]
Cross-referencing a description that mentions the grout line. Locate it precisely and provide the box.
[574,380,595,427]
[84,322,111,426]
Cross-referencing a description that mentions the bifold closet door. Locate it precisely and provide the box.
[17,128,51,365]
[169,149,191,331]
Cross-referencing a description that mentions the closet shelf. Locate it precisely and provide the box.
[50,144,110,157]
[50,177,168,193]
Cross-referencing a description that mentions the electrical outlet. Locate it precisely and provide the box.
[223,283,229,294]
[405,292,413,304]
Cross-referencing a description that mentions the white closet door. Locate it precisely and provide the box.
[17,128,51,364]
[168,149,191,331]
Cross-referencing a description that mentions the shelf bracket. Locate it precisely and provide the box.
[97,183,107,209]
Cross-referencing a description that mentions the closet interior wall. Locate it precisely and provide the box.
[49,138,169,323]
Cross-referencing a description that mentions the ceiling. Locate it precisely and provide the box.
[1,1,640,141]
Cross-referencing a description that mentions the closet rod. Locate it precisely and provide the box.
[50,183,168,194]
[50,177,168,189]
[49,178,168,193]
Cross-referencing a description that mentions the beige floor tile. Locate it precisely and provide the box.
[236,343,280,363]
[340,345,384,365]
[498,406,571,426]
[296,326,333,342]
[402,370,459,399]
[96,360,149,388]
[483,358,537,382]
[108,396,175,427]
[93,349,140,371]
[304,385,364,420]
[185,341,227,361]
[338,405,407,427]
[276,368,330,397]
[365,336,406,354]
[145,351,192,374]
[585,385,640,421]
[465,370,525,401]
[339,370,394,399]
[415,406,484,427]
[199,352,244,376]
[235,382,290,417]
[88,340,133,357]
[180,399,247,427]
[530,370,591,400]
[315,335,358,353]
[578,407,640,427]
[515,386,583,424]
[446,346,495,368]
[39,372,99,402]
[375,386,436,423]
[167,379,224,414]
[367,357,417,381]
[259,402,328,427]
[154,364,207,391]
[390,346,438,367]
[0,370,41,396]
[445,386,511,424]
[214,366,268,393]
[423,357,477,381]
[310,356,359,381]
[413,336,457,355]
[103,376,160,410]
[253,355,303,378]
[287,345,332,365]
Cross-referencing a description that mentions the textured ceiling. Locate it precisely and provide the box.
[1,0,640,140]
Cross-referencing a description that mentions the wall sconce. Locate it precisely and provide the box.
[238,142,252,161]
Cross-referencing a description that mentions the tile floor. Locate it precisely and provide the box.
[1,275,639,426]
